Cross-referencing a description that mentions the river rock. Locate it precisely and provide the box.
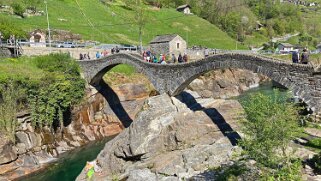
[76,91,243,180]
[189,69,267,99]
[113,83,150,101]
[127,169,157,181]
[15,132,33,150]
[15,143,27,155]
[0,144,17,165]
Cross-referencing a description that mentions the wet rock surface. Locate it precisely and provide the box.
[76,91,243,181]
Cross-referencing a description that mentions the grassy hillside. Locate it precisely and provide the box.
[0,0,244,49]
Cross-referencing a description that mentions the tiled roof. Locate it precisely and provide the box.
[150,34,179,44]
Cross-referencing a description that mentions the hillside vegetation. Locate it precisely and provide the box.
[144,0,321,48]
[0,0,244,49]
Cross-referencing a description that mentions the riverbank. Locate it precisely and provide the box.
[0,82,151,180]
[17,136,115,181]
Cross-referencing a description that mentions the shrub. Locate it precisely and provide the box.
[29,53,85,129]
[11,2,26,18]
[0,16,26,39]
[240,90,302,180]
[0,54,85,131]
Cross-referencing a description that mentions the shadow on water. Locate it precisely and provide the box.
[96,80,133,128]
[177,91,241,146]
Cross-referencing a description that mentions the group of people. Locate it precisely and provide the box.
[95,49,109,59]
[79,53,91,60]
[142,50,188,64]
[291,48,310,64]
[95,47,120,59]
[6,34,16,46]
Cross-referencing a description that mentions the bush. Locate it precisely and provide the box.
[240,90,302,180]
[0,54,85,131]
[11,2,26,18]
[35,53,80,76]
[29,53,85,129]
[0,16,26,39]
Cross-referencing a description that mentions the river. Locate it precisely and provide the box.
[19,81,287,181]
[18,137,114,181]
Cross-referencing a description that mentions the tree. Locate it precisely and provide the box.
[124,0,146,52]
[240,90,302,179]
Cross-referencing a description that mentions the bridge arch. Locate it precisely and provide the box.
[78,53,321,114]
[78,53,164,92]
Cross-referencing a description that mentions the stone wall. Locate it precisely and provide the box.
[22,47,102,59]
[169,36,187,57]
[150,42,170,56]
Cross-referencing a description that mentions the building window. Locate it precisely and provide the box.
[177,43,180,49]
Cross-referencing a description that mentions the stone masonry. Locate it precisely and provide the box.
[78,53,321,116]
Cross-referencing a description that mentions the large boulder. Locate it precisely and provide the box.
[76,91,243,180]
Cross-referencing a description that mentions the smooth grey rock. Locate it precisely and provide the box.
[127,169,157,181]
[15,143,27,155]
[0,144,17,165]
[27,132,40,148]
[21,154,39,167]
[15,132,32,150]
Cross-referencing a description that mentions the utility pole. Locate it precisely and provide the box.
[45,1,52,50]
[236,34,238,50]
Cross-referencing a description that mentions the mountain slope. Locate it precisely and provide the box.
[0,0,245,49]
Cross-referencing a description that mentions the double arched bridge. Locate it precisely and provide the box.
[78,53,321,115]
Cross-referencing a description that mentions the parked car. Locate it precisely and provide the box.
[56,42,76,48]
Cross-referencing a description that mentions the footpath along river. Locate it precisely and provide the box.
[19,81,289,181]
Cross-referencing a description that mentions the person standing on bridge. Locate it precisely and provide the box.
[87,52,91,60]
[178,53,183,63]
[291,50,299,63]
[183,53,188,63]
[96,51,101,59]
[300,48,309,64]
[204,48,209,58]
[79,53,84,60]
[171,54,176,64]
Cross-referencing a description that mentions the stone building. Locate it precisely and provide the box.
[29,29,46,47]
[277,43,294,52]
[149,34,187,57]
[176,4,192,14]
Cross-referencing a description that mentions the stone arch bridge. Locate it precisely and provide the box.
[78,53,321,115]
